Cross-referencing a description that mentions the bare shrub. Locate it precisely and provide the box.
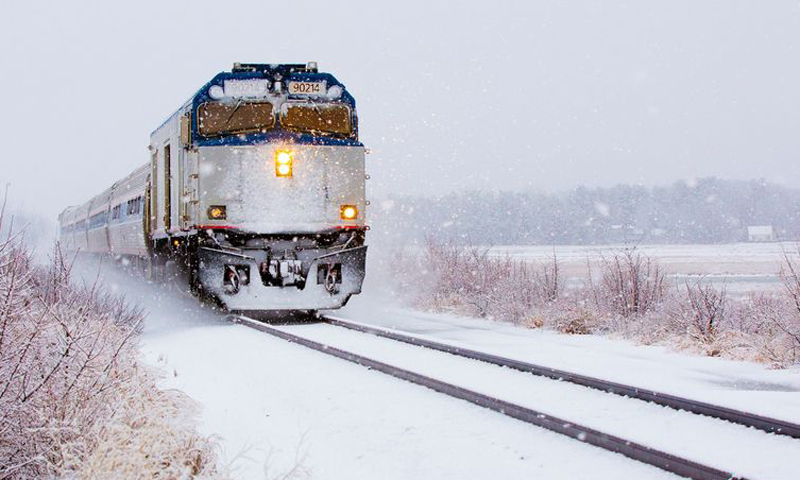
[777,246,800,358]
[409,238,561,324]
[0,206,227,479]
[531,251,561,304]
[77,374,222,480]
[552,306,596,335]
[674,281,727,344]
[430,240,506,317]
[393,238,800,367]
[730,293,795,365]
[589,248,666,318]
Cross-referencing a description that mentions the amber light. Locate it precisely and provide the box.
[340,205,358,220]
[207,205,227,220]
[275,150,293,177]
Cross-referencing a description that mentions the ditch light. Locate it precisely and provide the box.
[207,205,227,220]
[341,205,358,220]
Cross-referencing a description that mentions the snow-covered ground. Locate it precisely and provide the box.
[142,314,682,480]
[264,321,799,480]
[338,300,800,424]
[74,254,800,479]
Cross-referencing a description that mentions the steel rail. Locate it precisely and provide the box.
[230,314,749,480]
[322,314,800,440]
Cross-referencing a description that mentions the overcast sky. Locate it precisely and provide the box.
[2,0,799,218]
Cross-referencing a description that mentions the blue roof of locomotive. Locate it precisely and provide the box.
[151,64,361,147]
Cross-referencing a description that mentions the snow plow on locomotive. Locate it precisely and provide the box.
[58,63,368,312]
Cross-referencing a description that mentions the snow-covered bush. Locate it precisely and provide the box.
[728,293,795,365]
[551,305,597,335]
[668,281,728,344]
[0,215,227,479]
[397,238,563,324]
[777,247,800,360]
[588,248,666,318]
[397,239,800,367]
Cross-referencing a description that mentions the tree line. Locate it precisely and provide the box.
[379,177,800,244]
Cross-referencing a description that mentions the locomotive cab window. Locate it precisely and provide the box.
[280,103,353,137]
[197,101,274,137]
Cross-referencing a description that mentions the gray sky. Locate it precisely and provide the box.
[2,0,799,218]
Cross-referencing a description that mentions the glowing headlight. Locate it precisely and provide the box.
[340,205,358,220]
[207,205,227,220]
[275,150,293,177]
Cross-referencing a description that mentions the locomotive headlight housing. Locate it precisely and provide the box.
[275,150,293,177]
[340,205,358,220]
[207,205,227,220]
[208,85,225,99]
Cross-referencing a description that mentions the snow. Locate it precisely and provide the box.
[267,322,798,480]
[74,260,800,480]
[141,316,681,480]
[338,299,800,425]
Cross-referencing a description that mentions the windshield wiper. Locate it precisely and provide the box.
[223,99,244,128]
[305,96,324,115]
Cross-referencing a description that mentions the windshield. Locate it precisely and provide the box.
[198,102,274,136]
[280,103,353,137]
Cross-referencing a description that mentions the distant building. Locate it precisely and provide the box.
[609,224,645,243]
[747,225,774,242]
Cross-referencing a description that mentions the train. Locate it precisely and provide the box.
[58,63,368,313]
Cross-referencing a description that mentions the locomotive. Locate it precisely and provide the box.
[58,63,368,312]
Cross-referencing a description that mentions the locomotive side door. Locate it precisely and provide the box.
[164,143,172,231]
[179,113,197,229]
[177,146,198,229]
[183,150,199,228]
[179,148,186,229]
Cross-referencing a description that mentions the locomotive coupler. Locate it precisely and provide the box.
[260,258,303,287]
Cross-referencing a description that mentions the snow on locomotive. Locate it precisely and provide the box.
[58,63,368,312]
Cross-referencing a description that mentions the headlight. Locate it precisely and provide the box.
[207,205,227,220]
[208,85,224,99]
[340,205,358,220]
[275,150,293,177]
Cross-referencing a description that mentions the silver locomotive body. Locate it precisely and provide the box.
[58,63,368,312]
[184,143,368,310]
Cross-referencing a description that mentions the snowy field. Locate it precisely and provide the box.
[72,258,800,480]
[487,242,791,271]
[485,242,795,292]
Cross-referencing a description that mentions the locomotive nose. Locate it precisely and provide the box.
[197,144,365,233]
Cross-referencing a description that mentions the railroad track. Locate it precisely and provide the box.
[323,314,800,440]
[227,313,800,480]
